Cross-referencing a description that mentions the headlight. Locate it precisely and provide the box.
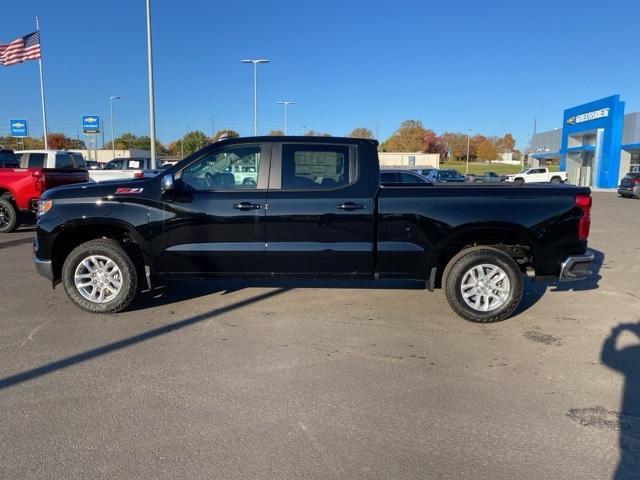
[38,199,53,217]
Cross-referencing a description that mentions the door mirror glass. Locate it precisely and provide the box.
[161,174,175,192]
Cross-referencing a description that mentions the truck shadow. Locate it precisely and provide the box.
[600,322,640,479]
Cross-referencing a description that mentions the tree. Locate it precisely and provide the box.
[346,127,374,139]
[268,129,285,136]
[46,132,85,150]
[498,133,516,152]
[476,138,500,161]
[212,129,240,142]
[379,120,427,152]
[441,132,470,161]
[181,131,210,156]
[304,130,331,137]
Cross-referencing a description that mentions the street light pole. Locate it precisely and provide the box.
[277,101,294,135]
[109,96,120,160]
[241,59,269,136]
[145,0,157,169]
[466,129,472,175]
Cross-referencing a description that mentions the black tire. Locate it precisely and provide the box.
[61,238,138,314]
[0,197,19,233]
[443,247,524,323]
[514,178,524,186]
[550,176,562,184]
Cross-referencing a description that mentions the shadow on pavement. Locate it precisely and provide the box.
[601,322,640,479]
[0,288,289,391]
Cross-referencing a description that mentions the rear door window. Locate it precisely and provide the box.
[0,151,19,168]
[281,145,352,190]
[55,153,75,169]
[71,153,86,169]
[380,172,398,183]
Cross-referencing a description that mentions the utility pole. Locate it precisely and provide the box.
[465,129,472,175]
[145,0,157,169]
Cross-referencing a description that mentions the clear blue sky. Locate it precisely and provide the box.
[1,0,639,150]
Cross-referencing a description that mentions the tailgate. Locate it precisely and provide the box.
[42,169,89,190]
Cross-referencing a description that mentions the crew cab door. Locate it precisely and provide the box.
[153,142,271,275]
[527,168,548,182]
[265,142,374,277]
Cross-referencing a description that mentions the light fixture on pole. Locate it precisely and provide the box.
[241,59,269,136]
[145,0,157,169]
[277,101,294,135]
[466,129,473,175]
[109,96,120,159]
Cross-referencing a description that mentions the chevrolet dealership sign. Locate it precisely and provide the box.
[566,107,610,125]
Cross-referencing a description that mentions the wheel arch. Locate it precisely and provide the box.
[50,220,152,284]
[433,223,539,287]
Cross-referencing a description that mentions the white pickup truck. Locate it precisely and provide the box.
[89,157,161,182]
[505,167,567,185]
[16,150,87,170]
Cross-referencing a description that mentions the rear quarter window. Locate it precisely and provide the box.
[55,153,75,169]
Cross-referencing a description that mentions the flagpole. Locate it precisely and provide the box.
[35,16,48,150]
[145,0,157,169]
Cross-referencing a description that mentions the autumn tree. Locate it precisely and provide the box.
[501,133,516,151]
[268,129,285,136]
[346,127,374,139]
[212,129,240,142]
[441,132,470,161]
[46,132,83,150]
[380,120,428,152]
[476,138,500,161]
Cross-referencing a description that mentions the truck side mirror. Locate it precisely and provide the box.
[161,174,175,193]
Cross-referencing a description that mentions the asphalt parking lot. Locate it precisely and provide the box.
[0,192,638,479]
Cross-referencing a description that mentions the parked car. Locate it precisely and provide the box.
[466,172,504,183]
[618,172,640,199]
[0,149,89,233]
[88,157,162,182]
[16,150,87,170]
[34,136,593,323]
[425,169,466,183]
[86,161,103,170]
[410,168,435,178]
[380,170,430,184]
[505,167,567,185]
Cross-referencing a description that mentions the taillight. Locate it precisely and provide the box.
[575,194,592,241]
[32,170,45,192]
[632,178,640,185]
[133,171,144,178]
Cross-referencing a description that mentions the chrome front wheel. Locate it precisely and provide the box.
[74,255,123,303]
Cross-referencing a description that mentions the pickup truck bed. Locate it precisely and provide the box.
[34,136,593,322]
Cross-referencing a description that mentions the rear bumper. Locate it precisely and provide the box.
[558,251,594,282]
[618,186,640,197]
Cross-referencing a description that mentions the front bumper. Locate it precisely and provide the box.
[558,252,594,282]
[34,254,53,280]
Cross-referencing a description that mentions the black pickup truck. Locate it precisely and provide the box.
[33,136,594,322]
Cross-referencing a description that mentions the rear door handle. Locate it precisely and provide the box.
[233,202,261,211]
[337,202,365,210]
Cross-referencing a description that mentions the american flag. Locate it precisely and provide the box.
[0,31,41,66]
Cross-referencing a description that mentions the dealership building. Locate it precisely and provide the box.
[530,95,640,188]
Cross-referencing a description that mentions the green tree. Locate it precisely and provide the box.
[180,130,210,156]
[346,127,374,139]
[268,129,285,136]
[212,129,240,142]
[380,120,427,152]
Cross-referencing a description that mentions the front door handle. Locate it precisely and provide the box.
[233,202,261,211]
[337,202,365,210]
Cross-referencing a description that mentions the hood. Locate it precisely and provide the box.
[41,177,153,201]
